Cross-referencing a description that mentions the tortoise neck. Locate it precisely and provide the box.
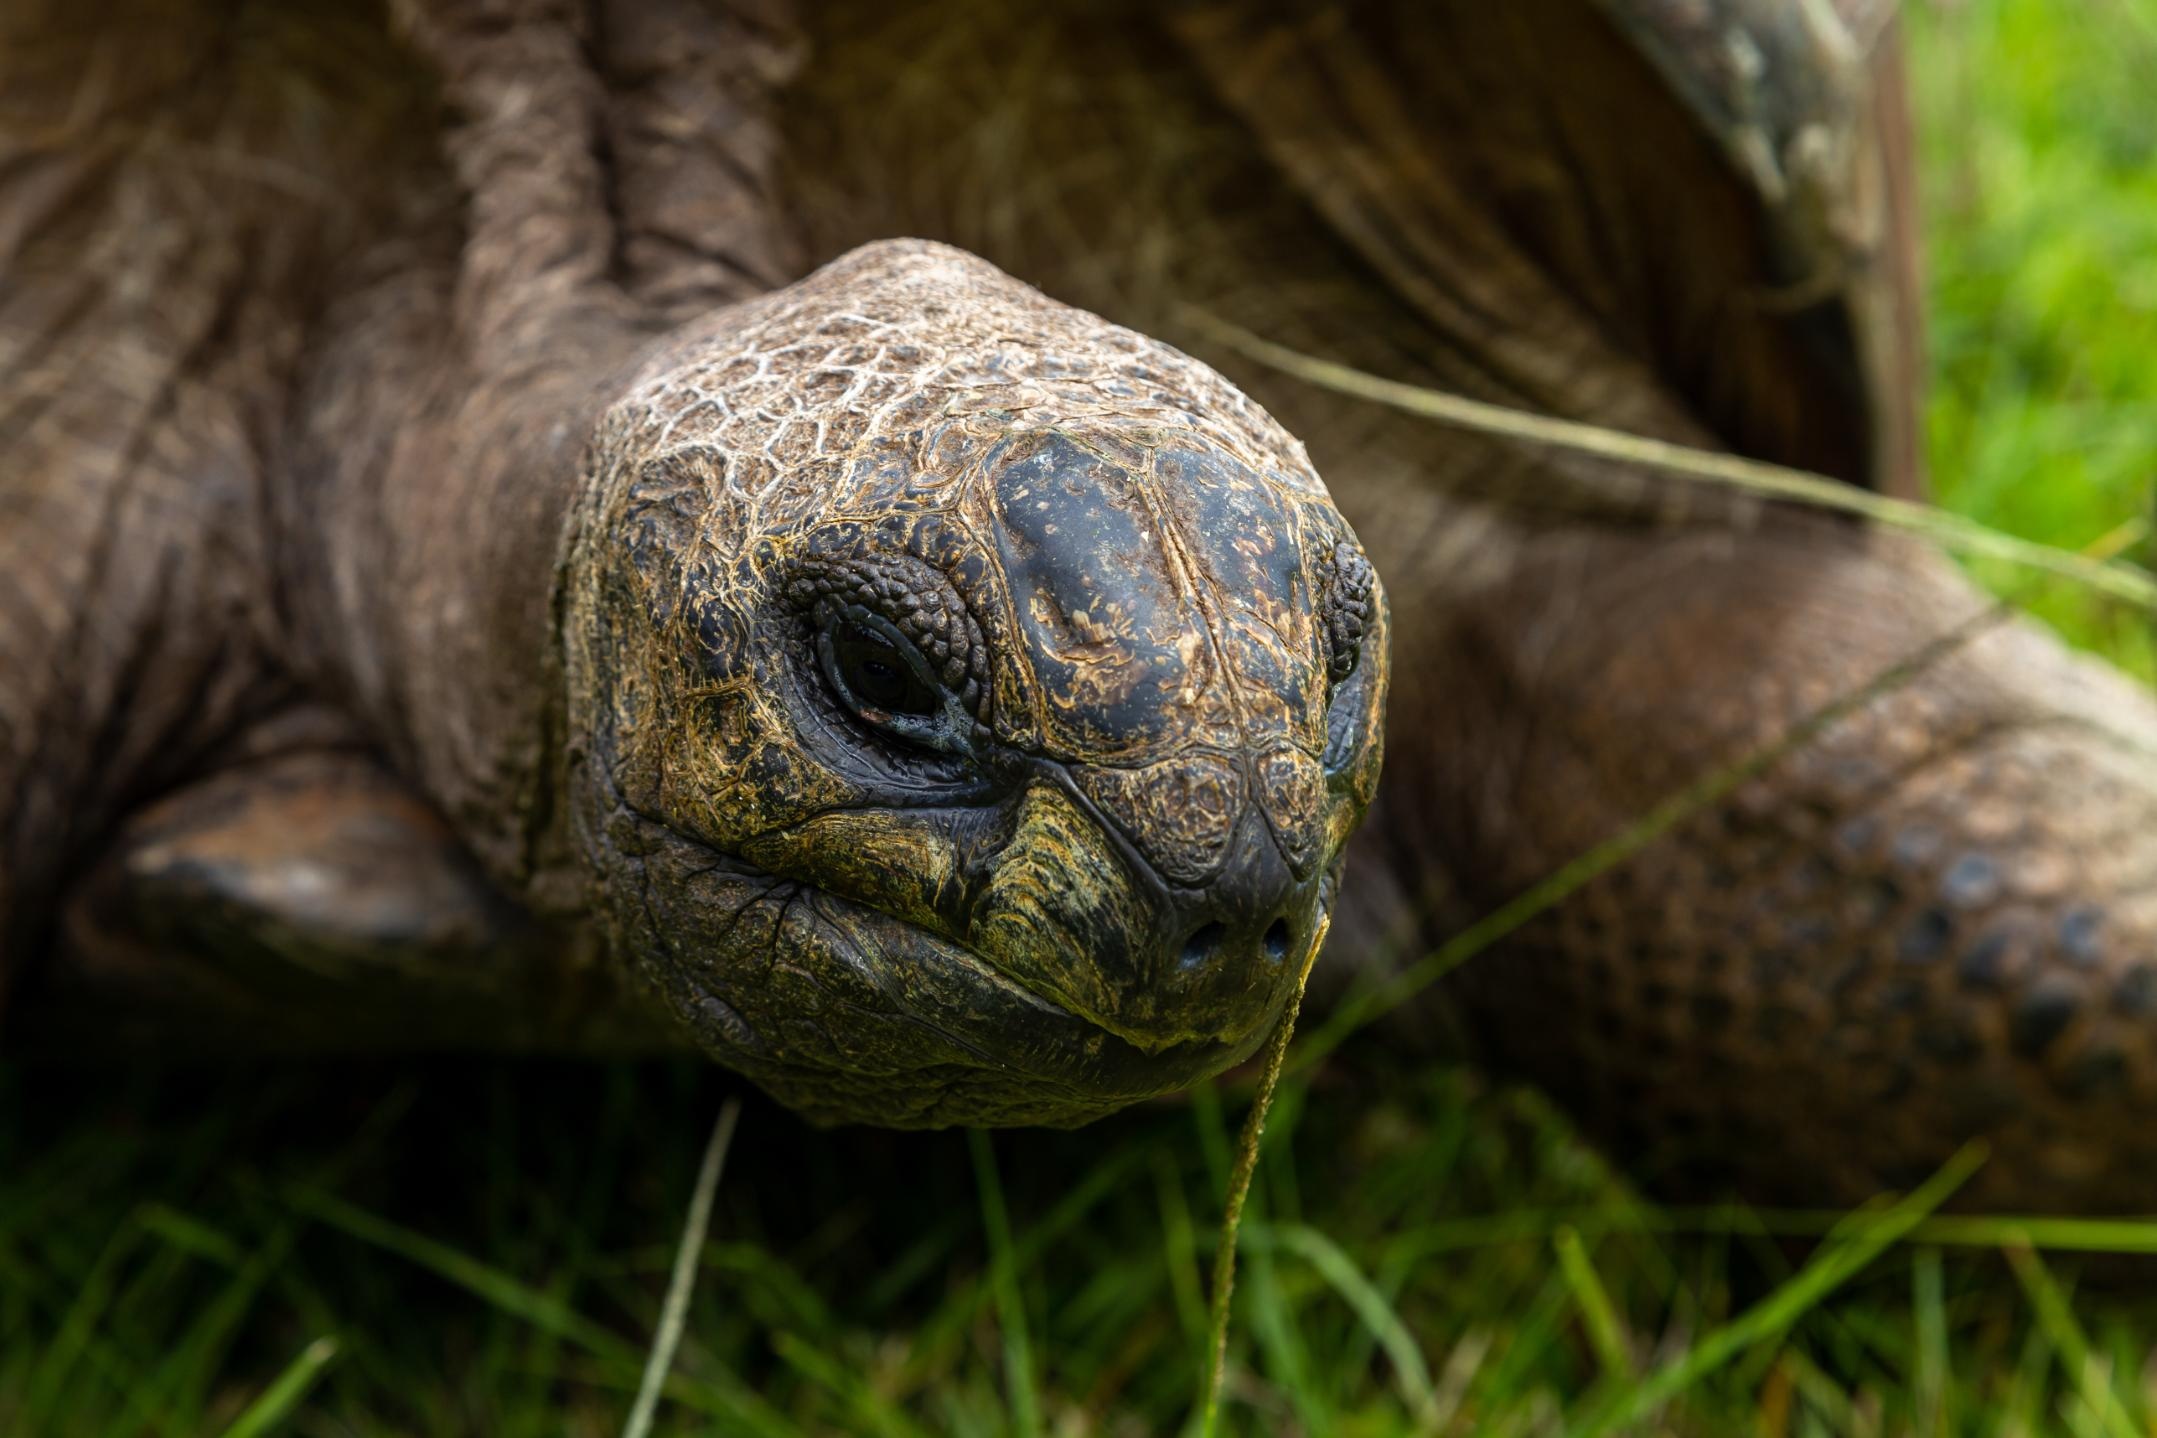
[284,284,649,903]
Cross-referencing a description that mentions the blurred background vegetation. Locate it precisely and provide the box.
[1915,0,2157,679]
[3,1,2154,1434]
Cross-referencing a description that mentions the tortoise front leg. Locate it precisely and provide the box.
[1368,508,2157,1210]
[38,744,669,1056]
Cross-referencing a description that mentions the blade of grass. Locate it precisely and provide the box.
[214,1336,338,1438]
[623,1096,741,1438]
[969,1127,1039,1438]
[1154,1154,1210,1353]
[138,1203,244,1269]
[1242,1239,1325,1433]
[23,1207,143,1417]
[1554,1225,1635,1384]
[1182,308,2157,610]
[146,1216,302,1427]
[290,1185,625,1357]
[1199,912,1327,1438]
[1577,1141,1988,1436]
[1914,1248,1949,1438]
[2003,1235,2138,1438]
[1757,1354,1795,1438]
[1424,1327,1496,1437]
[897,1143,1146,1389]
[1779,1347,1866,1437]
[1369,1200,2157,1301]
[1261,1221,1437,1423]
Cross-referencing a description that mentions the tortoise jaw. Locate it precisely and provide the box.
[609,813,1284,1127]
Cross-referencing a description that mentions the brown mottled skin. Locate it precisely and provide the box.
[4,0,2155,1208]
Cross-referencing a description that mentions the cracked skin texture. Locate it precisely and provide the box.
[4,0,2157,1208]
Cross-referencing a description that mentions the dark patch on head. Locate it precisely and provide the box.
[1321,658,1376,773]
[1150,442,1327,748]
[1157,444,1300,597]
[990,431,1197,754]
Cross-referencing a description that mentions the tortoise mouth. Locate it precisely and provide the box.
[620,821,1302,1127]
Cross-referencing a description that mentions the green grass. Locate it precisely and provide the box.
[5,2,2157,1434]
[8,1066,2157,1436]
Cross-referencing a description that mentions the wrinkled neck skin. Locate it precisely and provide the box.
[274,0,804,912]
[279,286,641,907]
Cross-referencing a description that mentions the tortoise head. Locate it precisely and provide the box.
[561,240,1386,1126]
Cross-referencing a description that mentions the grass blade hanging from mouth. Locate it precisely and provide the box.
[1199,910,1330,1438]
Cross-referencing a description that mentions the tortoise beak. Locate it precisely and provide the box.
[965,781,1329,1054]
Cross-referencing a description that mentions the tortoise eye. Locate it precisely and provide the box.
[826,619,940,720]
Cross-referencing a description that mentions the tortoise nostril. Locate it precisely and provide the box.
[1175,914,1301,972]
[1179,921,1227,970]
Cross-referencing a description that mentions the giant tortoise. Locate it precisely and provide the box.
[3,0,2154,1212]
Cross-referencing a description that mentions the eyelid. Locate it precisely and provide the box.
[1320,656,1373,773]
[1320,541,1375,685]
[782,546,990,724]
